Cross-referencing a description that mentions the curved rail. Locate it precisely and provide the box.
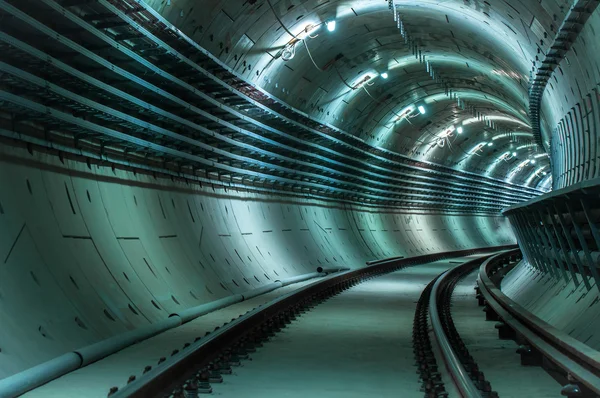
[106,246,513,398]
[430,266,483,398]
[478,250,600,396]
[425,253,506,397]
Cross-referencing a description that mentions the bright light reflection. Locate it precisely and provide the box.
[507,159,532,182]
[461,115,530,128]
[526,166,548,186]
[516,144,536,150]
[437,125,455,139]
[491,132,533,141]
[468,142,486,154]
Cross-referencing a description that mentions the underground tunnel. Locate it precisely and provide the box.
[0,0,599,396]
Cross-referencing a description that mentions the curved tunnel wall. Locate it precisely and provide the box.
[499,6,600,345]
[139,0,555,184]
[0,143,514,379]
[3,0,600,386]
[501,261,600,350]
[540,7,600,189]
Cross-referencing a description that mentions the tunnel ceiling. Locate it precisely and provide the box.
[0,0,561,215]
[144,0,560,189]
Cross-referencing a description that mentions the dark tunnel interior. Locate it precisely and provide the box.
[0,0,599,396]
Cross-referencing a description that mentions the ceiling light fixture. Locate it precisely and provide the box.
[304,24,321,38]
[326,20,336,32]
[381,72,389,79]
[512,152,517,157]
[418,105,426,114]
[487,142,493,146]
[456,127,463,134]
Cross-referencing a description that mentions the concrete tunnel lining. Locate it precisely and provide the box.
[0,143,514,383]
[0,0,600,395]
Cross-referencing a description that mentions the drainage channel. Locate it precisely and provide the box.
[110,248,512,397]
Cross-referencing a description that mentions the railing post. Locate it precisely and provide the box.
[524,210,560,279]
[553,201,591,290]
[580,197,600,253]
[535,207,570,283]
[545,205,581,288]
[514,212,552,276]
[508,214,536,268]
[565,199,600,291]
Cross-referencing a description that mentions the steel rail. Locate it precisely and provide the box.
[478,250,600,395]
[428,256,489,398]
[107,246,515,398]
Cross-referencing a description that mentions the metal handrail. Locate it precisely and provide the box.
[478,251,600,394]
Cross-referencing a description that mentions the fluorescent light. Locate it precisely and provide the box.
[456,127,463,134]
[418,105,426,114]
[326,20,336,32]
[381,72,389,79]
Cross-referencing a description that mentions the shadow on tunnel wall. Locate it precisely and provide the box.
[0,143,515,379]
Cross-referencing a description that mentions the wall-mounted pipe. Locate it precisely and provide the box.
[0,269,338,398]
[241,283,282,301]
[317,267,351,275]
[0,353,81,398]
[279,272,321,286]
[366,256,404,266]
[175,295,244,324]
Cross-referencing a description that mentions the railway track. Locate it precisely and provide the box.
[415,255,499,398]
[19,247,598,398]
[477,252,600,398]
[106,247,505,398]
[419,250,600,398]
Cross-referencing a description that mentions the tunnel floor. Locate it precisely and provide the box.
[22,256,564,397]
[213,258,459,398]
[21,280,320,398]
[452,270,559,398]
